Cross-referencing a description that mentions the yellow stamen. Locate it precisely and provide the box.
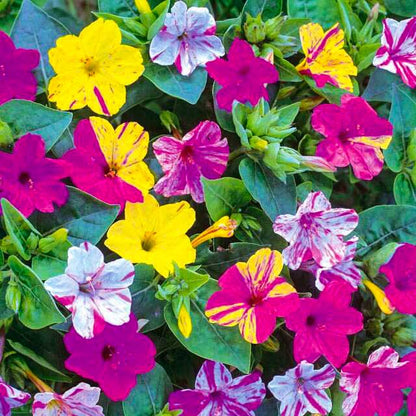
[363,280,394,315]
[191,216,238,248]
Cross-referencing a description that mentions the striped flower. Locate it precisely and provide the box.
[0,377,30,416]
[205,248,299,344]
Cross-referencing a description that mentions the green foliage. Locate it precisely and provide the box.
[241,0,282,21]
[287,0,341,28]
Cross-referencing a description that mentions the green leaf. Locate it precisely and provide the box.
[147,0,170,40]
[0,0,23,33]
[32,241,71,280]
[275,57,302,82]
[384,0,416,17]
[394,173,416,206]
[123,364,173,416]
[98,0,136,16]
[362,69,403,103]
[0,100,72,151]
[202,177,252,221]
[165,278,251,373]
[304,76,350,104]
[0,279,14,320]
[287,0,341,28]
[29,187,119,245]
[239,158,296,221]
[144,64,207,104]
[213,82,235,133]
[242,0,282,20]
[8,255,64,329]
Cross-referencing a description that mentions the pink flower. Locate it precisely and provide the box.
[0,134,68,217]
[64,315,156,401]
[268,361,336,416]
[0,31,39,105]
[340,346,411,416]
[285,282,363,368]
[273,191,359,270]
[32,382,103,415]
[168,360,266,416]
[44,242,135,339]
[206,38,279,112]
[373,17,416,88]
[153,121,229,203]
[379,243,416,315]
[402,351,416,416]
[0,377,30,416]
[312,94,393,181]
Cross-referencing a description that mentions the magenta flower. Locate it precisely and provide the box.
[340,346,411,416]
[153,121,229,203]
[273,191,359,270]
[64,315,156,401]
[268,361,336,416]
[168,360,266,416]
[0,31,39,105]
[0,134,68,217]
[44,242,135,339]
[285,282,363,368]
[402,351,416,416]
[149,1,224,76]
[379,243,416,315]
[312,94,393,181]
[32,382,103,415]
[0,377,30,416]
[373,17,416,88]
[206,38,279,112]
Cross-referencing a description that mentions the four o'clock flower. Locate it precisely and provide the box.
[273,191,359,270]
[44,242,135,339]
[149,1,224,76]
[0,377,30,416]
[268,361,336,416]
[168,360,266,416]
[285,282,363,368]
[205,248,299,344]
[32,383,103,415]
[153,120,229,203]
[312,94,393,181]
[373,17,416,88]
[206,38,279,112]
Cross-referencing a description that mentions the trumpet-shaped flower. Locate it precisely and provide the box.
[0,134,68,217]
[0,31,39,105]
[64,117,154,210]
[205,248,299,344]
[0,377,30,416]
[373,17,416,88]
[32,383,103,415]
[296,23,357,92]
[312,94,393,181]
[268,361,336,416]
[48,18,144,116]
[105,195,196,277]
[153,120,229,203]
[206,38,279,112]
[273,191,359,270]
[191,216,238,248]
[64,315,156,401]
[285,282,363,368]
[44,242,135,339]
[149,1,224,76]
[168,360,266,416]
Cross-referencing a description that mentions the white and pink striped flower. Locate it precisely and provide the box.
[44,242,135,339]
[0,377,30,416]
[373,17,416,88]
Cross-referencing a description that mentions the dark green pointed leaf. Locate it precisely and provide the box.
[287,0,341,28]
[385,0,416,17]
[394,173,416,206]
[98,0,136,16]
[242,0,282,20]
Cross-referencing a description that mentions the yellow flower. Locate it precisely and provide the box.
[191,216,238,248]
[135,0,151,14]
[105,195,196,277]
[363,279,394,315]
[178,304,192,338]
[48,18,144,116]
[296,23,357,92]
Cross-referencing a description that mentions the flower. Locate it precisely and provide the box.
[153,120,229,203]
[296,23,357,92]
[206,38,279,112]
[205,248,299,344]
[149,1,224,76]
[0,31,39,105]
[362,279,394,315]
[402,351,416,416]
[32,382,103,415]
[0,377,30,416]
[191,216,238,248]
[312,94,393,181]
[168,360,266,416]
[48,18,144,116]
[0,134,68,217]
[64,315,156,401]
[105,195,196,277]
[340,346,411,416]
[285,282,363,367]
[268,361,336,416]
[373,17,416,88]
[44,242,135,339]
[273,191,359,270]
[64,117,154,210]
[379,243,416,314]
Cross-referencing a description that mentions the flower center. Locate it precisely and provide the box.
[306,315,316,326]
[102,344,116,361]
[300,213,314,228]
[82,57,99,76]
[181,145,194,162]
[249,295,263,307]
[141,231,157,252]
[104,165,118,178]
[18,172,34,188]
[178,32,188,40]
[238,65,250,76]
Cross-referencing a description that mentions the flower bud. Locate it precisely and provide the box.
[26,232,39,252]
[264,15,286,41]
[0,120,13,147]
[5,280,21,313]
[243,14,266,44]
[365,318,383,337]
[249,136,268,151]
[392,327,416,347]
[178,303,192,338]
[38,228,68,254]
[261,335,280,352]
